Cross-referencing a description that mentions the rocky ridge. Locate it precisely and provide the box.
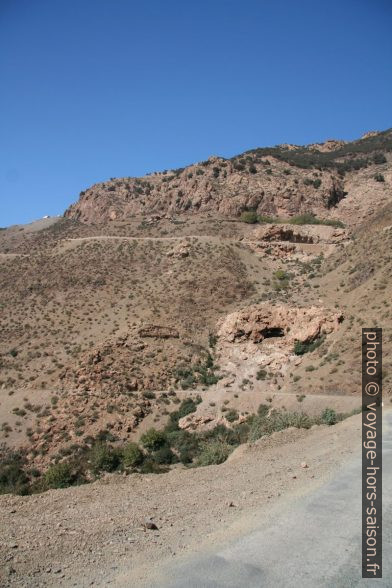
[64,130,392,226]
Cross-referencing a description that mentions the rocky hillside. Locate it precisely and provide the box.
[0,128,391,492]
[65,129,392,227]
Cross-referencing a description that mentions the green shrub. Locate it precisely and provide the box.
[273,269,290,290]
[248,409,313,442]
[142,391,156,399]
[153,446,176,465]
[167,397,201,430]
[258,215,277,223]
[288,213,344,228]
[122,443,144,468]
[89,443,121,473]
[180,373,197,389]
[374,173,385,182]
[140,428,167,452]
[0,464,28,495]
[197,440,233,466]
[44,462,73,489]
[294,341,306,355]
[198,370,219,386]
[290,212,318,224]
[256,369,267,380]
[373,153,387,164]
[255,405,268,418]
[225,409,239,423]
[0,445,30,495]
[321,218,345,228]
[166,429,199,464]
[294,336,324,355]
[321,408,337,425]
[139,459,167,474]
[193,353,219,386]
[248,414,276,441]
[178,447,195,464]
[240,211,259,224]
[275,411,312,429]
[274,269,290,281]
[303,178,321,188]
[183,354,220,388]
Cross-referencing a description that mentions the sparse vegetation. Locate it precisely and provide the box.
[240,211,259,224]
[273,269,291,290]
[225,409,239,423]
[243,131,392,172]
[294,336,324,355]
[0,403,360,495]
[288,213,344,228]
[240,211,344,228]
[174,352,220,390]
[256,368,267,380]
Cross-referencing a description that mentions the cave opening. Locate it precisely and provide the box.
[260,327,285,338]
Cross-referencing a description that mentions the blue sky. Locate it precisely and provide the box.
[0,0,391,226]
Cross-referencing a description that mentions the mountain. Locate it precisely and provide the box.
[64,128,392,227]
[0,129,391,491]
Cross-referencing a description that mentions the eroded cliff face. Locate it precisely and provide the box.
[64,155,345,224]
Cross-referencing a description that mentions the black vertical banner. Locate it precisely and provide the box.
[362,328,382,578]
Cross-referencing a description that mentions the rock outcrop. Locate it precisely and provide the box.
[64,158,347,224]
[217,303,343,347]
[60,330,183,395]
[250,223,347,244]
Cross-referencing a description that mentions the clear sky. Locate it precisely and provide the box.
[0,0,391,226]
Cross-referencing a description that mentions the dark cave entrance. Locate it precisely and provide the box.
[260,327,285,338]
